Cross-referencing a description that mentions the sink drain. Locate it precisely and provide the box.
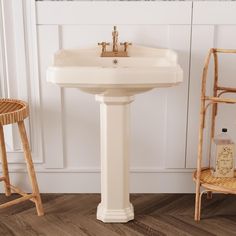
[113,59,118,65]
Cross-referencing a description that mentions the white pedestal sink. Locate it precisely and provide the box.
[47,45,183,223]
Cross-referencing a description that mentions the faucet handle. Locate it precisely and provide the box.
[120,42,132,52]
[98,42,110,52]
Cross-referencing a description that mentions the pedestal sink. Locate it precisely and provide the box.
[47,45,183,223]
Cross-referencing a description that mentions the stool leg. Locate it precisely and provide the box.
[0,125,11,196]
[17,121,44,216]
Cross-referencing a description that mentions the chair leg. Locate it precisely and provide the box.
[207,191,212,200]
[195,185,201,221]
[17,121,44,216]
[0,125,11,196]
[194,99,205,221]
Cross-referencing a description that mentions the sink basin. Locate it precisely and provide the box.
[47,45,183,95]
[47,45,183,223]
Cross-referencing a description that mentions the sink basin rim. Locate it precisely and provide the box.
[47,45,183,95]
[53,45,179,67]
[47,65,183,87]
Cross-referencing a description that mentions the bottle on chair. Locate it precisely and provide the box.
[211,128,235,177]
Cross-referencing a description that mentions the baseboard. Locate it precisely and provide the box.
[0,172,195,193]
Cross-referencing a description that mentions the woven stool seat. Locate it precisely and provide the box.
[0,99,29,125]
[0,98,43,216]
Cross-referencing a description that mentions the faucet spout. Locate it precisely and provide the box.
[112,26,119,52]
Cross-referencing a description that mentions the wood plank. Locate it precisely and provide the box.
[0,194,236,235]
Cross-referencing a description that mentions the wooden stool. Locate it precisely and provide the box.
[0,98,44,216]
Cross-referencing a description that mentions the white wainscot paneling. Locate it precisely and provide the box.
[37,25,64,168]
[0,0,42,164]
[186,25,215,168]
[193,2,236,25]
[131,25,191,169]
[6,0,234,193]
[2,1,195,193]
[63,89,100,169]
[36,2,192,25]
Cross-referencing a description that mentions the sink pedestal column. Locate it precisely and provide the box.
[96,95,134,223]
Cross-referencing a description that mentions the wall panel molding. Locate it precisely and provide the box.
[36,2,192,25]
[193,2,236,25]
[0,0,43,163]
[0,0,25,154]
[37,25,64,169]
[24,0,44,163]
[1,167,195,174]
[0,0,8,98]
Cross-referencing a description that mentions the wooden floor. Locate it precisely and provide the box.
[0,194,236,236]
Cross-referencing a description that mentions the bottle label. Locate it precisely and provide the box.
[214,144,235,177]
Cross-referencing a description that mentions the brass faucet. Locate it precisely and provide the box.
[98,26,132,57]
[112,26,119,52]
